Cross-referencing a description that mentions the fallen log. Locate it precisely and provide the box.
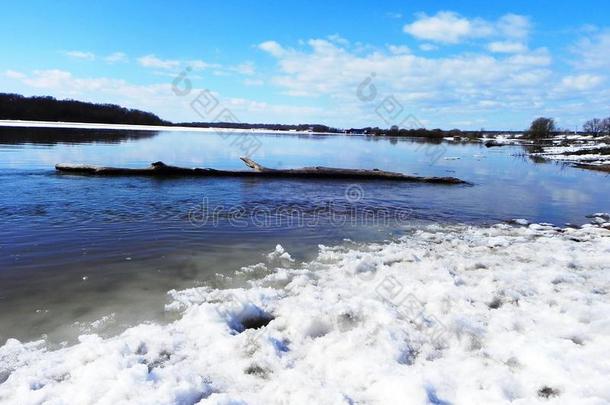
[55,158,470,184]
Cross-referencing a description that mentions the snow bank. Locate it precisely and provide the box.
[1,223,609,404]
[0,120,329,135]
[532,142,610,166]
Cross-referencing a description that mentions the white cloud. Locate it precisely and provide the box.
[232,62,255,75]
[105,52,128,63]
[258,41,286,57]
[65,50,95,61]
[135,55,229,74]
[497,14,531,39]
[506,48,551,66]
[4,69,26,79]
[487,41,527,53]
[244,78,264,86]
[403,11,493,44]
[189,60,206,70]
[11,69,168,100]
[137,54,180,70]
[419,43,438,51]
[327,34,349,46]
[259,38,552,100]
[387,45,411,55]
[559,74,604,91]
[572,31,610,69]
[510,69,551,86]
[224,97,321,117]
[403,11,530,45]
[23,69,74,88]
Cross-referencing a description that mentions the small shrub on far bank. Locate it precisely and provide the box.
[526,117,556,139]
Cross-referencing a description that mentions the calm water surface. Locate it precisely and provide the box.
[1,127,608,344]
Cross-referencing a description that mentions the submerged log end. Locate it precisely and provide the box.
[240,157,266,172]
[435,176,471,185]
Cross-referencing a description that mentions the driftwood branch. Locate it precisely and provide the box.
[55,158,469,184]
[240,157,265,172]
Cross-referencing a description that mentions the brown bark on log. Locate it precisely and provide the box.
[55,158,470,184]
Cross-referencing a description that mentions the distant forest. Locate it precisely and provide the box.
[0,93,168,126]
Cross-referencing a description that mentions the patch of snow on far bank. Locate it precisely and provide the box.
[1,223,609,404]
[532,141,610,166]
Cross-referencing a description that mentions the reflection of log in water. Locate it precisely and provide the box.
[56,158,470,184]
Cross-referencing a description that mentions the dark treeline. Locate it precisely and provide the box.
[344,127,517,138]
[0,93,169,126]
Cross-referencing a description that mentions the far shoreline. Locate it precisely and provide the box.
[0,119,341,135]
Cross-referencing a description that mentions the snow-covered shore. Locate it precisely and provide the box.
[444,131,610,169]
[1,219,610,404]
[0,120,333,135]
[530,136,610,167]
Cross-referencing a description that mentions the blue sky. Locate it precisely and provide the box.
[1,0,609,130]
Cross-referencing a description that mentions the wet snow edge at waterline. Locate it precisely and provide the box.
[1,218,610,405]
